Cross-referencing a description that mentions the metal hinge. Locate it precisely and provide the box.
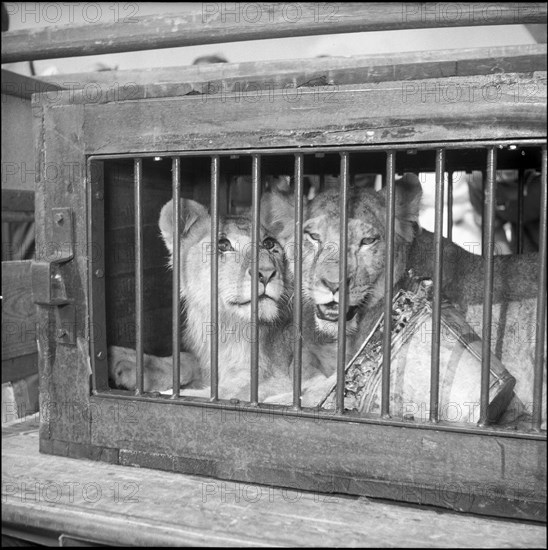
[31,207,76,346]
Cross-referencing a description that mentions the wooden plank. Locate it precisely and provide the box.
[1,69,64,99]
[68,73,547,154]
[2,354,38,385]
[39,44,547,94]
[3,422,546,547]
[2,3,546,63]
[1,261,37,361]
[85,396,546,521]
[1,189,34,213]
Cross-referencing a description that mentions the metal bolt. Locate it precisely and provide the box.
[95,191,104,200]
[57,328,67,338]
[55,212,64,224]
[96,351,105,360]
[94,269,104,278]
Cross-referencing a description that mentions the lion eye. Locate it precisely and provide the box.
[305,231,321,243]
[360,236,379,246]
[218,237,234,252]
[262,236,278,250]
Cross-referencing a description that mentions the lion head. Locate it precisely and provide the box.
[159,198,291,327]
[295,175,422,342]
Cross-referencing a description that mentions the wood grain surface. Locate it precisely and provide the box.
[2,420,546,547]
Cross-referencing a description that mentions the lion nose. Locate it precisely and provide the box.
[249,268,277,286]
[321,277,351,295]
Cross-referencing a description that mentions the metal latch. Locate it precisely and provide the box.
[31,207,76,345]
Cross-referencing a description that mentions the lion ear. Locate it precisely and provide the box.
[380,173,423,243]
[159,198,209,254]
[261,190,294,246]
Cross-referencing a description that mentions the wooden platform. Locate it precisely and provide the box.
[2,417,546,547]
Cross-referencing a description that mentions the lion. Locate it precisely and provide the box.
[108,345,198,393]
[263,175,421,399]
[109,197,295,401]
[265,177,546,427]
[298,175,422,376]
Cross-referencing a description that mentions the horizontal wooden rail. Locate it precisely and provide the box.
[1,70,64,99]
[38,44,547,93]
[2,3,546,63]
[1,190,35,213]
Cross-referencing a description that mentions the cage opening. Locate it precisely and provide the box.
[93,143,546,433]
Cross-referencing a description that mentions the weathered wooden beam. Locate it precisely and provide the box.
[52,73,545,154]
[38,44,547,94]
[87,395,546,521]
[1,189,35,213]
[2,3,546,63]
[1,69,64,99]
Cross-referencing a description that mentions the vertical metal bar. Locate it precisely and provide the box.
[134,158,144,394]
[250,154,261,405]
[517,166,524,254]
[210,156,220,401]
[171,157,181,398]
[532,147,547,430]
[481,170,486,258]
[430,149,445,423]
[336,152,349,414]
[479,147,497,426]
[319,155,325,192]
[381,151,396,418]
[447,170,453,242]
[293,153,304,409]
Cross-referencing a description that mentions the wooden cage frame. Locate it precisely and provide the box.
[4,2,546,522]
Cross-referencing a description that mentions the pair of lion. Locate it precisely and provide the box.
[109,174,545,426]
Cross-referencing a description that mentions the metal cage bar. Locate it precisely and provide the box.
[134,158,144,394]
[381,151,396,418]
[532,147,547,430]
[87,139,545,161]
[447,170,453,242]
[430,149,446,423]
[481,169,487,259]
[171,157,181,397]
[250,154,261,405]
[210,156,220,401]
[479,147,498,426]
[336,152,350,414]
[293,153,304,409]
[517,166,525,254]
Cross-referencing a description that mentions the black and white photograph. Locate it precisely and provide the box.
[1,2,546,546]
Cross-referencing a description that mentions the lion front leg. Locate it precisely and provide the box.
[108,346,199,392]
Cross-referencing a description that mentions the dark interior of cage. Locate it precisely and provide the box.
[102,146,543,389]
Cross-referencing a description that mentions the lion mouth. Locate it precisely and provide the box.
[316,303,359,322]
